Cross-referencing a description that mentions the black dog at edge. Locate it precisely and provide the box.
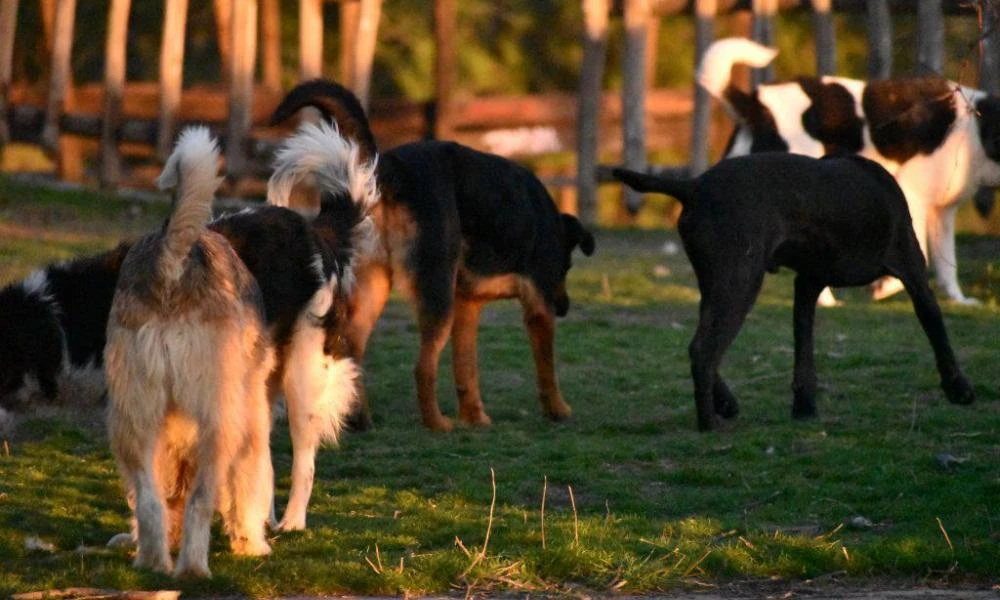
[614,153,975,431]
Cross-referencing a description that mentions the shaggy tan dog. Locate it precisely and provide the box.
[105,127,274,578]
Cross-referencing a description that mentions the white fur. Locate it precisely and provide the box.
[704,37,998,305]
[697,37,778,118]
[267,121,379,214]
[276,289,360,531]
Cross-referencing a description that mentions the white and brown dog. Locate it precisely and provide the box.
[698,37,1000,305]
[105,127,275,577]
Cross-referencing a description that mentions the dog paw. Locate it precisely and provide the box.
[458,408,492,427]
[422,414,454,432]
[942,375,975,405]
[173,561,211,580]
[276,516,306,532]
[950,295,982,306]
[107,532,136,549]
[871,277,906,301]
[543,399,573,421]
[134,551,172,574]
[697,413,723,432]
[232,537,272,557]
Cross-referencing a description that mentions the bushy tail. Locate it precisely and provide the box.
[697,37,778,117]
[612,168,697,206]
[268,121,380,293]
[155,126,223,284]
[269,79,378,162]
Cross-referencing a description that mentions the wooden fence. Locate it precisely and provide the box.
[0,0,997,223]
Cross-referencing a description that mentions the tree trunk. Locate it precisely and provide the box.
[690,0,716,177]
[867,0,892,79]
[100,0,130,188]
[622,0,649,214]
[227,0,258,179]
[576,0,608,226]
[158,0,189,160]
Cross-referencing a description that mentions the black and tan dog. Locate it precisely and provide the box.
[270,80,595,431]
[614,153,974,432]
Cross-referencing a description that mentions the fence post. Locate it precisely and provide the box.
[622,0,649,214]
[100,0,131,188]
[576,0,608,226]
[751,0,777,86]
[812,0,835,76]
[226,0,257,180]
[158,0,189,160]
[917,0,944,75]
[867,0,892,79]
[340,1,360,86]
[433,0,456,139]
[299,0,322,80]
[42,0,82,181]
[0,0,19,147]
[352,0,382,112]
[261,0,282,91]
[689,0,716,177]
[213,0,232,80]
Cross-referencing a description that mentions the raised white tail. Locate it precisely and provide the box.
[155,126,223,284]
[697,37,778,117]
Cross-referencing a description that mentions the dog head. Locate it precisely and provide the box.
[552,214,596,317]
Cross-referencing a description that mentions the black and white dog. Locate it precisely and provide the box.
[0,122,375,532]
[698,37,1000,305]
[615,153,975,431]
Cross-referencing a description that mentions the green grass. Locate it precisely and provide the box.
[1,176,1000,596]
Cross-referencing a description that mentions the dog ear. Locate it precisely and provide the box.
[561,214,596,257]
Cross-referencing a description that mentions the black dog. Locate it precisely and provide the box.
[614,153,975,431]
[270,80,596,431]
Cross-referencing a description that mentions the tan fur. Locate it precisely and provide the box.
[105,128,274,579]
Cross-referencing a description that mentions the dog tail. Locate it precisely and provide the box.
[697,37,778,117]
[269,79,378,163]
[612,168,697,206]
[155,126,224,284]
[268,121,379,290]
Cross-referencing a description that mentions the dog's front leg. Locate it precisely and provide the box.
[928,203,977,304]
[452,298,491,426]
[521,301,571,422]
[791,276,824,420]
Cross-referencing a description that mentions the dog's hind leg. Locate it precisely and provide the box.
[452,297,491,426]
[415,308,456,431]
[519,287,571,422]
[129,464,173,574]
[791,276,825,420]
[225,369,273,554]
[344,264,392,431]
[886,241,975,407]
[689,266,764,431]
[173,407,220,578]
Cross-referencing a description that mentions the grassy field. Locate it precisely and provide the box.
[1,175,999,597]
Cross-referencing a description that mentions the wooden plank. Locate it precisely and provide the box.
[157,0,189,160]
[41,0,76,154]
[351,0,381,111]
[812,0,835,75]
[100,0,130,188]
[340,0,360,86]
[40,0,55,54]
[689,0,716,177]
[867,0,892,78]
[226,0,258,179]
[751,0,778,86]
[622,0,650,213]
[261,0,282,90]
[917,0,944,75]
[434,0,456,139]
[576,0,609,226]
[0,0,19,146]
[299,0,323,80]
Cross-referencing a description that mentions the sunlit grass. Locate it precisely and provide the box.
[1,178,999,596]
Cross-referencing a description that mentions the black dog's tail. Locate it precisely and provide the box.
[269,79,378,163]
[612,168,697,206]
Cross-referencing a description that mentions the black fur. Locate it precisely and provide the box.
[975,96,1000,163]
[723,86,789,153]
[614,153,974,432]
[0,206,360,409]
[797,77,864,155]
[269,79,378,162]
[862,77,957,163]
